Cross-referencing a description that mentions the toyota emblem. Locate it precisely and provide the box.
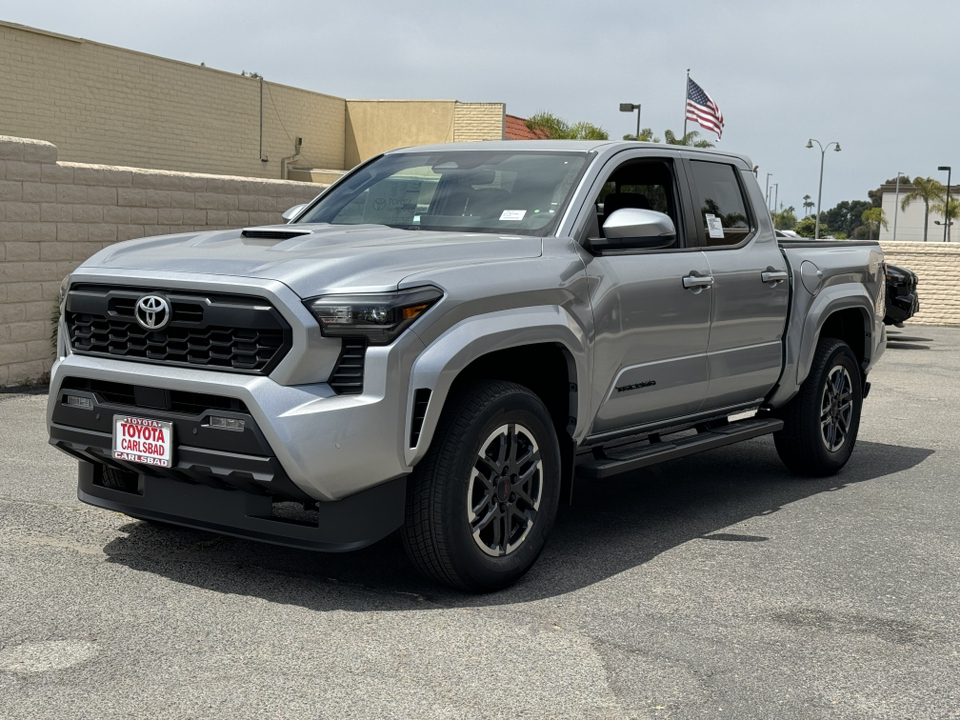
[135,295,171,331]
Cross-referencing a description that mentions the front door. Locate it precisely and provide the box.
[579,154,713,436]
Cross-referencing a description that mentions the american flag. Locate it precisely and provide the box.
[686,77,724,139]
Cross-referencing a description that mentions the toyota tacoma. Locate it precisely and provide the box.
[48,141,886,591]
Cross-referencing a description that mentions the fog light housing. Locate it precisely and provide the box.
[65,394,93,410]
[207,416,245,432]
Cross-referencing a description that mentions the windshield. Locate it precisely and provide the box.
[296,150,590,236]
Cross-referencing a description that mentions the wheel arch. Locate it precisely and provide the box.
[767,284,883,408]
[404,307,588,472]
[796,288,877,390]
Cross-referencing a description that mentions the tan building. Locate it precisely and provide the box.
[0,20,506,183]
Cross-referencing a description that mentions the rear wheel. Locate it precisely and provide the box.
[774,338,863,476]
[402,380,561,592]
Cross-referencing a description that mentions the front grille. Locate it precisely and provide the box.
[328,338,367,394]
[65,284,292,374]
[61,377,249,415]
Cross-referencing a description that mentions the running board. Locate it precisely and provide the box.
[576,417,783,480]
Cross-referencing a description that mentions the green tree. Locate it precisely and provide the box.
[795,215,818,238]
[526,111,609,140]
[802,194,814,217]
[900,176,945,242]
[931,195,960,241]
[773,205,797,230]
[861,207,888,240]
[823,200,873,238]
[623,128,660,142]
[663,129,715,148]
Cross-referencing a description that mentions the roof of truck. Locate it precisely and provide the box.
[387,140,754,169]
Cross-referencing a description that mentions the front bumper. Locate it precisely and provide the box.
[48,350,415,502]
[48,345,419,551]
[77,461,405,552]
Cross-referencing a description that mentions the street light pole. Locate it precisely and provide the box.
[893,172,902,241]
[807,138,841,240]
[619,103,641,140]
[765,173,772,206]
[939,165,952,242]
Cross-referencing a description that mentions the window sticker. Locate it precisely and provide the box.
[499,210,526,221]
[705,213,725,238]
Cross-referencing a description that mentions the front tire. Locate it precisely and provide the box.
[774,338,863,476]
[402,380,561,592]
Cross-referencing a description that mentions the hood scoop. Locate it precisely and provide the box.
[241,227,313,240]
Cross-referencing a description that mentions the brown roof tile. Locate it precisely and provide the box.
[505,114,550,140]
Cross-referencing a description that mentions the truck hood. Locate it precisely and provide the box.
[80,223,543,296]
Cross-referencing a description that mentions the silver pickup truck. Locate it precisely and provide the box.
[48,141,886,591]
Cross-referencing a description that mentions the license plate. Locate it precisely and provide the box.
[112,415,174,468]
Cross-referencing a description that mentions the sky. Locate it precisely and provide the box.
[1,0,956,215]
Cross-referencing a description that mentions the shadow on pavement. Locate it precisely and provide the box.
[101,437,933,610]
[885,331,932,350]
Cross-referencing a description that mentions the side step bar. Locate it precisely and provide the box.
[576,417,783,480]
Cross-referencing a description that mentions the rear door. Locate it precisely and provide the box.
[577,151,713,436]
[684,157,790,410]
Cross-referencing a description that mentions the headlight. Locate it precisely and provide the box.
[304,287,443,345]
[58,274,70,306]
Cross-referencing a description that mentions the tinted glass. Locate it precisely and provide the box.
[689,160,753,247]
[297,151,589,237]
[591,159,682,246]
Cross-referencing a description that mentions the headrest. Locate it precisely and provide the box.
[603,192,651,215]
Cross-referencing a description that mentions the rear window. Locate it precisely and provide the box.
[688,160,754,247]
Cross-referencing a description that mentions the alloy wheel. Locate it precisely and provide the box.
[467,423,543,557]
[820,365,854,452]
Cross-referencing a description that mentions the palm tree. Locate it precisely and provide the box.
[900,177,945,242]
[526,112,609,140]
[623,128,660,142]
[861,207,888,240]
[663,129,715,148]
[802,194,815,217]
[930,196,959,242]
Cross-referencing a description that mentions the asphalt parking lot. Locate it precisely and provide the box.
[1,326,959,720]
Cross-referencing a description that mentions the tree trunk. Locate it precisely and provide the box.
[923,201,929,242]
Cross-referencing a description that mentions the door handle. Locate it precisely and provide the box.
[761,270,789,284]
[682,274,714,290]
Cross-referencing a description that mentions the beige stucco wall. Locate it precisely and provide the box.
[880,241,960,326]
[0,135,323,386]
[0,20,346,179]
[344,100,505,168]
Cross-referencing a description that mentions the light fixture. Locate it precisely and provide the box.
[207,416,245,432]
[65,394,93,410]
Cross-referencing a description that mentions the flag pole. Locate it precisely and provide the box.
[683,69,690,137]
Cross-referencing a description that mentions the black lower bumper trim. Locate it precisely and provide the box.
[78,461,406,552]
[50,422,311,502]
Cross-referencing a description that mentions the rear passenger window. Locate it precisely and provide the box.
[689,161,753,247]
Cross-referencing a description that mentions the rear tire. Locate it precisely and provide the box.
[774,338,863,476]
[402,380,561,592]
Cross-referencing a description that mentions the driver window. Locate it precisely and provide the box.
[591,160,682,246]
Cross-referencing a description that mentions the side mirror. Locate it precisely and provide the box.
[282,204,307,222]
[584,208,677,254]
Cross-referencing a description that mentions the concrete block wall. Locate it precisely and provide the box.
[880,241,960,326]
[0,135,323,386]
[453,103,506,143]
